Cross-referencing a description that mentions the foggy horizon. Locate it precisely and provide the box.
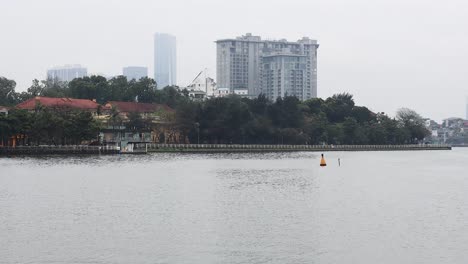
[1,0,468,121]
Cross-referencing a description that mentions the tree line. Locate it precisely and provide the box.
[0,76,186,106]
[177,94,430,145]
[1,75,430,145]
[0,106,99,146]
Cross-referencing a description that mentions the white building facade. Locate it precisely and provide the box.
[216,33,319,101]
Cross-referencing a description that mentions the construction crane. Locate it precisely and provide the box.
[189,68,209,93]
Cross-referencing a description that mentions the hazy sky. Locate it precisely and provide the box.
[1,0,467,120]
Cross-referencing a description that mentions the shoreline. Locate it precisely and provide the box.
[0,144,451,156]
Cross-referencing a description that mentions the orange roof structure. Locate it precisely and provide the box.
[16,97,100,111]
[105,101,174,113]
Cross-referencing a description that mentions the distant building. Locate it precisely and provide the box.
[123,66,148,81]
[187,89,207,101]
[216,33,319,101]
[187,70,217,97]
[47,64,87,82]
[233,88,249,96]
[104,101,173,119]
[215,88,230,98]
[102,101,178,144]
[466,97,468,120]
[0,106,9,116]
[443,117,464,128]
[154,33,177,88]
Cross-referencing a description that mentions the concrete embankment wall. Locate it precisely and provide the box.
[0,146,119,156]
[143,144,452,152]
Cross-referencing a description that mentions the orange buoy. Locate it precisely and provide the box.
[320,154,327,167]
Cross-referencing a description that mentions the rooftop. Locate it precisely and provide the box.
[48,64,86,70]
[16,97,100,110]
[216,33,318,45]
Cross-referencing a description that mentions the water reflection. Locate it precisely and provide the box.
[1,149,468,263]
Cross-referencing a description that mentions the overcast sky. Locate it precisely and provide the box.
[1,0,467,120]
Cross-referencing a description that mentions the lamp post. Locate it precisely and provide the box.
[194,122,200,144]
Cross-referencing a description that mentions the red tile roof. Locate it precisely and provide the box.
[106,101,174,113]
[16,97,100,111]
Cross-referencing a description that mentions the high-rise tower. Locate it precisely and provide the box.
[216,33,319,101]
[154,33,177,89]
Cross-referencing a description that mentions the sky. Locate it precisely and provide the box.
[1,0,467,121]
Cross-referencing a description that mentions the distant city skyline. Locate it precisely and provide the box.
[154,33,177,88]
[2,0,468,121]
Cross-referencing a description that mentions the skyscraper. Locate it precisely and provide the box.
[123,66,148,81]
[154,33,177,88]
[466,97,468,120]
[47,64,87,82]
[216,33,319,101]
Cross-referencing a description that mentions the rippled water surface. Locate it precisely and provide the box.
[1,149,468,264]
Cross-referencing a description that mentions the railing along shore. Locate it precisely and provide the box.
[0,145,120,155]
[0,144,452,156]
[142,143,452,152]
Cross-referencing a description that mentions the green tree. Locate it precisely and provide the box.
[396,108,429,143]
[41,77,69,98]
[324,93,355,122]
[131,77,157,103]
[69,75,108,103]
[108,76,131,101]
[127,112,146,131]
[351,106,374,123]
[0,77,18,105]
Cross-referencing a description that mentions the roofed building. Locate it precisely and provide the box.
[16,97,102,114]
[0,106,9,116]
[104,101,174,119]
[101,101,180,144]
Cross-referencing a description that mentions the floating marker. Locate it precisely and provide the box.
[320,154,327,167]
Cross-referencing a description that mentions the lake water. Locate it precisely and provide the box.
[1,149,468,264]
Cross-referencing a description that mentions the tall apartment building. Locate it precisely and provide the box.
[47,64,87,82]
[123,66,148,81]
[154,33,177,88]
[216,33,319,101]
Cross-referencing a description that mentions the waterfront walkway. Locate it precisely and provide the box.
[0,144,451,156]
